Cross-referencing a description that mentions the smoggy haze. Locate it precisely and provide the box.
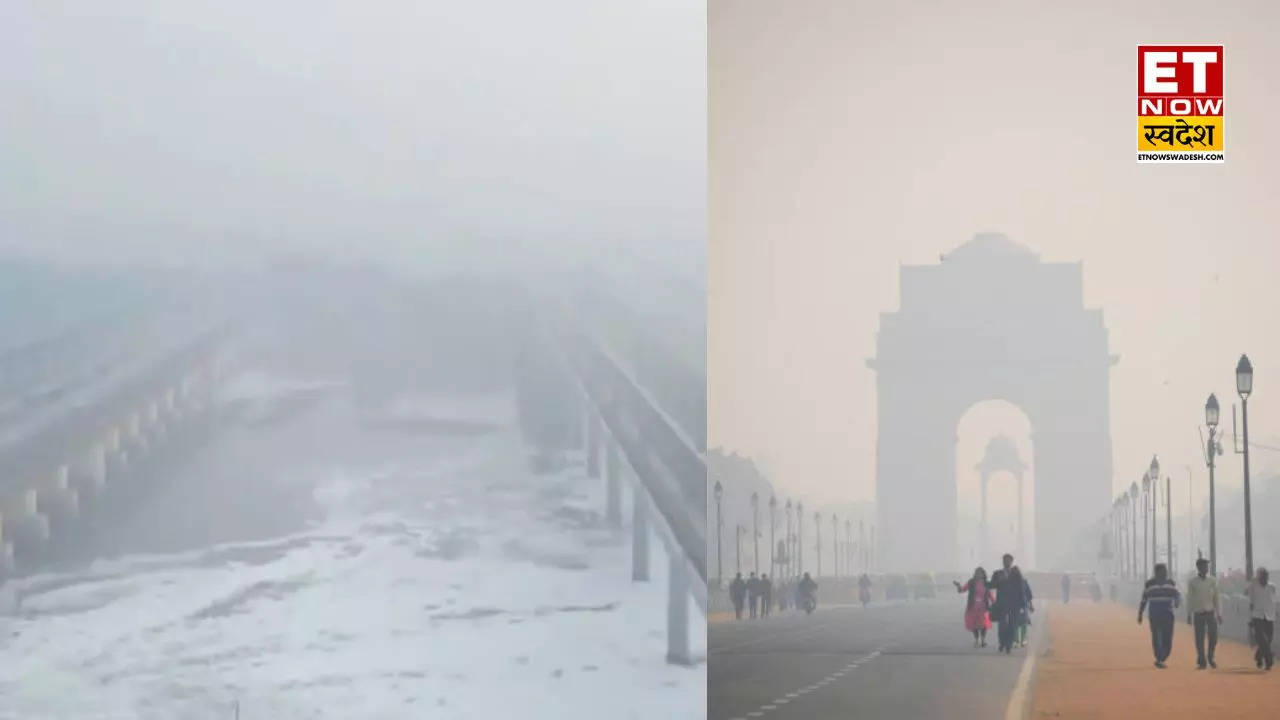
[1,0,705,276]
[709,0,1280,535]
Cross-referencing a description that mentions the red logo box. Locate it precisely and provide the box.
[1137,45,1223,162]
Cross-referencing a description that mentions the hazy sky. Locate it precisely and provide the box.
[709,0,1280,533]
[1,0,704,276]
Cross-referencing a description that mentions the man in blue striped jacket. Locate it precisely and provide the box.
[1138,563,1182,668]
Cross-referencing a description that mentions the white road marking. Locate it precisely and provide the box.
[1004,617,1044,720]
[727,647,888,718]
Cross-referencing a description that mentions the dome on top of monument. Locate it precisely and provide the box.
[942,233,1038,262]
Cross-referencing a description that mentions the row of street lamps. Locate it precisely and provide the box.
[1109,354,1256,581]
[711,481,875,586]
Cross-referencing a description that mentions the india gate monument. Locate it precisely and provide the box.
[867,233,1116,572]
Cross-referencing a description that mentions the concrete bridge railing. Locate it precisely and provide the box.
[0,324,230,575]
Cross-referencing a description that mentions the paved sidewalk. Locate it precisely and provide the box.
[1033,601,1280,718]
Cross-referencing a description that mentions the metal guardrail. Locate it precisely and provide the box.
[574,284,706,453]
[547,305,707,590]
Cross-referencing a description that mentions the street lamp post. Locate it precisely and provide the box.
[1121,498,1129,578]
[778,499,788,576]
[1129,482,1139,579]
[1120,496,1129,578]
[713,481,724,587]
[845,519,852,576]
[860,520,866,573]
[1114,497,1121,578]
[832,514,839,580]
[1237,354,1255,579]
[797,502,804,575]
[1114,498,1122,579]
[735,524,742,574]
[1205,393,1220,575]
[815,511,822,578]
[1146,471,1157,576]
[1150,455,1160,569]
[769,496,777,579]
[751,492,760,574]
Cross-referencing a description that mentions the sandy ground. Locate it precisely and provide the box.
[1033,601,1280,718]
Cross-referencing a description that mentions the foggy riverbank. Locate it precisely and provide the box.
[0,371,704,719]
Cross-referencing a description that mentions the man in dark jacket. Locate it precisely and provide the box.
[989,553,1030,654]
[729,573,746,619]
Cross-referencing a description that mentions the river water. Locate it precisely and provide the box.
[0,371,705,719]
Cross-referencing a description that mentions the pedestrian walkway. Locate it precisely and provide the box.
[1033,601,1280,718]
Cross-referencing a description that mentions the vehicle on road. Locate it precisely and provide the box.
[801,593,817,614]
[859,585,871,607]
[885,574,909,601]
[911,573,937,600]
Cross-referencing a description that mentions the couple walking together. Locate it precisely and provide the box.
[954,553,1034,653]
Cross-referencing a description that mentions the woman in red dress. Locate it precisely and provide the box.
[954,567,993,647]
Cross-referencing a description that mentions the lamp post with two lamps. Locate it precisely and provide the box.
[1204,393,1220,575]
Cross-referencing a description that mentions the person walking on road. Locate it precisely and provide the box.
[760,574,773,618]
[990,554,1029,654]
[1138,562,1181,668]
[1246,567,1276,670]
[989,566,1008,649]
[729,573,746,620]
[747,572,760,619]
[953,567,993,647]
[1061,573,1071,604]
[1014,567,1034,648]
[1187,557,1222,669]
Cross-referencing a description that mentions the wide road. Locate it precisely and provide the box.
[709,597,1041,719]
